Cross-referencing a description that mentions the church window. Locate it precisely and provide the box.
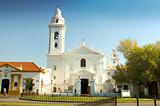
[53,75,56,80]
[54,32,59,48]
[53,87,57,92]
[55,42,58,48]
[113,61,116,64]
[53,65,57,70]
[54,32,59,40]
[108,72,111,75]
[80,58,86,67]
[56,19,58,23]
[113,54,116,57]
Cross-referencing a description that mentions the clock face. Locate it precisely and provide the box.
[4,69,9,74]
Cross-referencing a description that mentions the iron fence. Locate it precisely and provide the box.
[1,94,160,106]
[19,94,117,106]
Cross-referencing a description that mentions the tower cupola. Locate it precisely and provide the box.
[55,8,62,17]
[48,7,66,55]
[50,7,65,24]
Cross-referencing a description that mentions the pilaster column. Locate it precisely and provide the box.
[90,80,95,96]
[10,75,14,90]
[76,80,81,96]
[17,75,21,92]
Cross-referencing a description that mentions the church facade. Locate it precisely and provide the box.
[47,8,119,96]
[0,7,120,96]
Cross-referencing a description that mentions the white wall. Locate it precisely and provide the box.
[39,68,52,94]
[0,65,43,94]
[21,72,40,93]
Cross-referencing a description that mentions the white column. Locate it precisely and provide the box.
[76,80,81,96]
[90,80,95,96]
[0,78,1,92]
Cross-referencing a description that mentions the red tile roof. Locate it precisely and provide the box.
[0,62,44,72]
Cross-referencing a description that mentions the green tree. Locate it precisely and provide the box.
[24,78,34,94]
[113,39,160,96]
[113,38,139,84]
[113,65,129,84]
[117,38,138,59]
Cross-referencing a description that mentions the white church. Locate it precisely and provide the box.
[45,7,120,96]
[0,7,121,96]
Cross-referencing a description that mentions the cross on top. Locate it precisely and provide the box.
[57,4,61,8]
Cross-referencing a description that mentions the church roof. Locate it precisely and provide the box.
[0,62,44,72]
[68,43,104,56]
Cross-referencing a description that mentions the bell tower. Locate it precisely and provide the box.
[109,49,120,67]
[48,7,66,55]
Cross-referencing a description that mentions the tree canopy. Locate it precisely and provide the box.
[113,39,160,86]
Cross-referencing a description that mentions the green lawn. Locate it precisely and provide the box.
[0,103,72,106]
[21,95,107,102]
[117,97,160,103]
[0,97,159,106]
[1,95,159,105]
[21,95,160,103]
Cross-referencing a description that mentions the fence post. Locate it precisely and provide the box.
[154,97,157,106]
[136,96,139,106]
[115,97,117,106]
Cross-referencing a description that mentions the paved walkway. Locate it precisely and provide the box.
[0,97,65,104]
[118,102,160,106]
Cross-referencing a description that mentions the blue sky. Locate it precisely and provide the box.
[0,0,160,66]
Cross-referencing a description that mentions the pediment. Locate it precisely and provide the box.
[68,45,104,55]
[0,63,20,71]
[75,70,96,76]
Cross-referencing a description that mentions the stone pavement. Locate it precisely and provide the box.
[118,102,160,106]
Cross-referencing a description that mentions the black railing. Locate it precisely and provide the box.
[20,95,117,106]
[1,94,160,106]
[136,96,157,106]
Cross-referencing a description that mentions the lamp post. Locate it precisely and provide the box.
[51,80,53,94]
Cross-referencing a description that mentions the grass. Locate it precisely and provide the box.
[0,103,72,106]
[1,95,160,105]
[21,95,160,103]
[117,97,160,103]
[21,95,107,102]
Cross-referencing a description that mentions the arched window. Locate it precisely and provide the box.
[55,42,58,48]
[54,32,59,40]
[56,19,58,23]
[54,32,59,48]
[80,58,86,67]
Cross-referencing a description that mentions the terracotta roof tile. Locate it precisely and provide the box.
[0,62,43,72]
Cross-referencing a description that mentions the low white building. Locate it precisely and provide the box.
[0,62,47,96]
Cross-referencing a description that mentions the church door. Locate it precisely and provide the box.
[1,79,10,94]
[81,79,89,94]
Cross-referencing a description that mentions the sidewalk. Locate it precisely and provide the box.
[118,102,160,106]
